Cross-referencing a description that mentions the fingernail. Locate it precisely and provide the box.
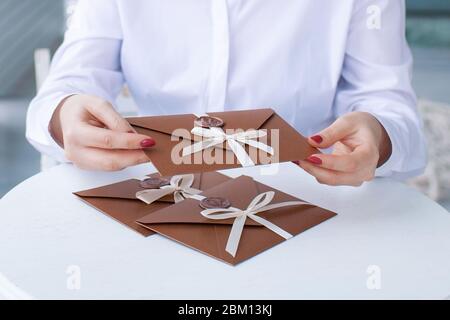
[306,156,322,165]
[310,135,323,144]
[140,138,156,148]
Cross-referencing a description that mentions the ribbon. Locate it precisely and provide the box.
[182,126,274,167]
[200,191,311,257]
[136,174,204,205]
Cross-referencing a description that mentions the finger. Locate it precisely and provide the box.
[74,124,155,150]
[84,97,134,133]
[298,160,365,187]
[308,116,355,149]
[304,148,372,173]
[70,148,150,171]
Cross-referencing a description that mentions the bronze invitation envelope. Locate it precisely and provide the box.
[74,172,231,236]
[127,108,317,176]
[137,175,337,265]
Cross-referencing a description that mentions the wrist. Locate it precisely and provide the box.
[377,126,392,167]
[49,95,75,148]
[367,113,392,168]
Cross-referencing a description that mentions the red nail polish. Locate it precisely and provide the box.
[310,135,323,144]
[140,138,156,148]
[306,156,322,165]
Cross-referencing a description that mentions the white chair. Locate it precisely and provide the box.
[34,48,59,171]
[34,48,138,171]
[408,99,450,201]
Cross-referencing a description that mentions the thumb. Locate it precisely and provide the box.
[308,117,354,148]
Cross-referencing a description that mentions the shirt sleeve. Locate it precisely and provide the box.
[26,0,124,162]
[333,0,427,180]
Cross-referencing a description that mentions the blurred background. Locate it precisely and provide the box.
[0,0,449,210]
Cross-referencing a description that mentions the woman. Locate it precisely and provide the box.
[26,0,427,186]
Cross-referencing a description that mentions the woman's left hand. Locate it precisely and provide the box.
[297,111,392,187]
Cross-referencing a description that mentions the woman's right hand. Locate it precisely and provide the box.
[49,94,155,171]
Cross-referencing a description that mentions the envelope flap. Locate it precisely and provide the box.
[74,179,143,200]
[127,114,197,136]
[127,109,274,136]
[208,108,274,131]
[137,176,256,226]
[137,175,304,226]
[196,171,231,190]
[74,172,230,203]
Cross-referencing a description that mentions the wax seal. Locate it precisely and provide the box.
[194,116,225,128]
[199,197,231,209]
[140,177,170,189]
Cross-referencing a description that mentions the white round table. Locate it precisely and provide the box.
[0,162,449,300]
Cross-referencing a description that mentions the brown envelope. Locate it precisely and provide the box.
[73,172,231,236]
[136,175,337,265]
[127,108,317,176]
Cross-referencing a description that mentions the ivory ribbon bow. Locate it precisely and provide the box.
[200,191,311,257]
[136,174,204,205]
[181,126,274,167]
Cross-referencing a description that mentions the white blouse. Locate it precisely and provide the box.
[26,0,427,179]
